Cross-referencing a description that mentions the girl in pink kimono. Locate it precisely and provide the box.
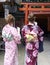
[2,14,21,65]
[21,13,44,65]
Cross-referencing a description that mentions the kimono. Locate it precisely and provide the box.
[38,26,44,52]
[2,24,21,65]
[21,22,44,65]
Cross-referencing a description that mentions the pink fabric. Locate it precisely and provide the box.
[21,24,44,65]
[2,24,21,65]
[26,43,33,50]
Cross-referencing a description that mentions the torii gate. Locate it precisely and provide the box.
[19,3,50,25]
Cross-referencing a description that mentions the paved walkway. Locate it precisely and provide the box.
[0,38,50,65]
[38,38,50,65]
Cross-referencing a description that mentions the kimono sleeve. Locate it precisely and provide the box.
[11,27,21,44]
[2,28,7,42]
[21,26,26,37]
[38,26,44,36]
[17,27,21,39]
[21,26,26,45]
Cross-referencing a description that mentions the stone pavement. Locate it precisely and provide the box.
[0,38,50,65]
[38,38,50,65]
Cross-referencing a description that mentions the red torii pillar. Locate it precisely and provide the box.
[19,2,50,25]
[19,4,29,24]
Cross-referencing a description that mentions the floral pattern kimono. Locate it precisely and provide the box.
[21,22,44,65]
[2,24,21,65]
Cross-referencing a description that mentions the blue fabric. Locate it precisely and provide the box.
[38,41,44,52]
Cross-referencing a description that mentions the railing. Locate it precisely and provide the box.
[19,3,50,24]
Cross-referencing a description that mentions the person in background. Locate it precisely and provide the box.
[38,26,44,52]
[33,16,44,53]
[21,13,44,65]
[2,14,21,65]
[34,21,44,65]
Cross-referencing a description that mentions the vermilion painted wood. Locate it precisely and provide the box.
[19,3,50,24]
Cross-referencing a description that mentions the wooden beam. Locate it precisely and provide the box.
[19,3,50,24]
[25,4,28,24]
[19,8,26,11]
[31,12,50,14]
[20,3,50,6]
[28,8,50,11]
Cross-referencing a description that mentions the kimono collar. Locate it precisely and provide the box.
[7,24,11,27]
[28,22,37,26]
[27,22,35,27]
[27,22,38,29]
[7,24,13,28]
[28,22,34,26]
